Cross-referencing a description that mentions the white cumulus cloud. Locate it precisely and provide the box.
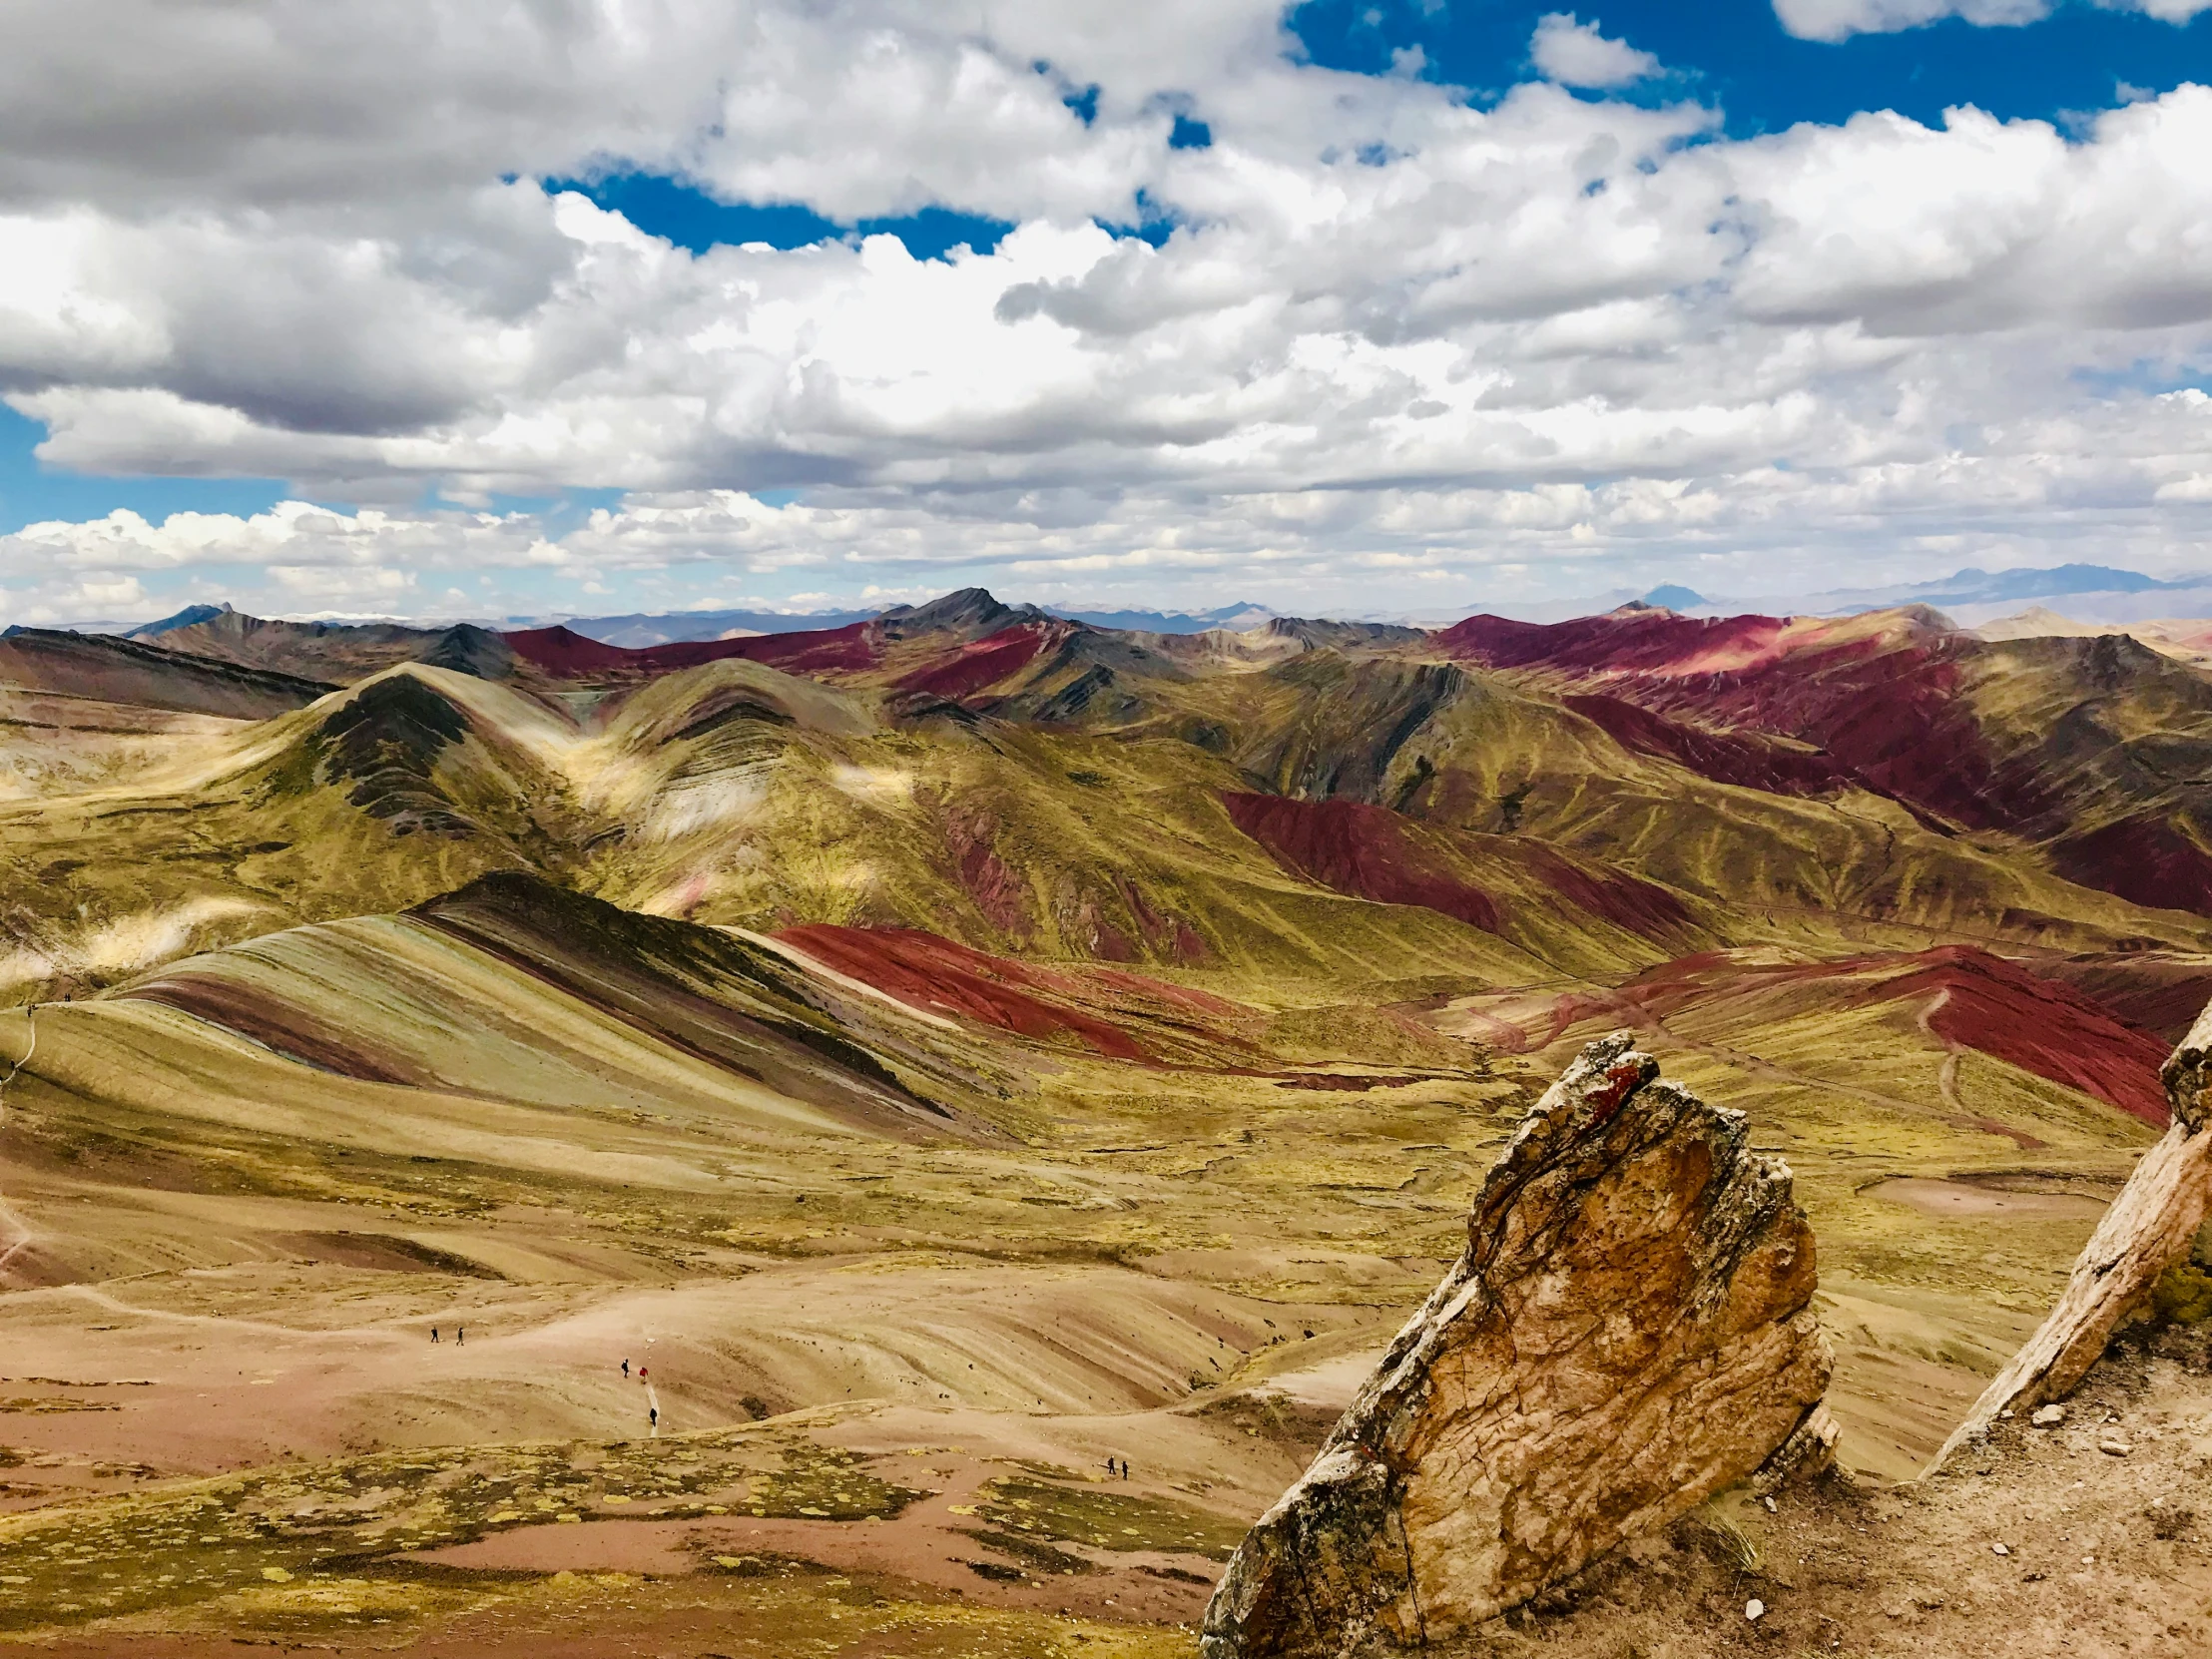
[1529,14,1662,89]
[1774,0,2211,43]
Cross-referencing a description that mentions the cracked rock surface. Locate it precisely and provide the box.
[1201,1032,1833,1657]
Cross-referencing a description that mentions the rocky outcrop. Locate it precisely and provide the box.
[1202,1033,1831,1657]
[1932,995,2212,1471]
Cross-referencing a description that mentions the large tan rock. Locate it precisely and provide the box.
[1202,1033,1832,1657]
[1931,996,2212,1472]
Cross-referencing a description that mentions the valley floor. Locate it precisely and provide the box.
[3,1319,2206,1656]
[0,919,2200,1653]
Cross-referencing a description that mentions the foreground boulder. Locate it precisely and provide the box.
[1202,1034,1832,1657]
[1932,995,2212,1471]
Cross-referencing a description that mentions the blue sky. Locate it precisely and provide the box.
[0,406,287,533]
[6,1,2207,543]
[4,0,2212,622]
[1298,0,2212,130]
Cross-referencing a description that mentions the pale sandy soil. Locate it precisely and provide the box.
[1868,1177,2110,1221]
[0,1255,1381,1492]
[4,1331,2206,1658]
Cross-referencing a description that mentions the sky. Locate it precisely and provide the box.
[2,0,2212,625]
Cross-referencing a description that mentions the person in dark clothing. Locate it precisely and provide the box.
[622,1358,630,1379]
[457,1327,464,1346]
[430,1328,439,1344]
[649,1405,658,1430]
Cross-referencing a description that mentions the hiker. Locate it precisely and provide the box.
[1121,1459,1129,1481]
[622,1358,630,1379]
[431,1328,439,1344]
[649,1405,659,1431]
[457,1326,464,1346]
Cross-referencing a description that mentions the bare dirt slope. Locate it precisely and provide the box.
[1424,1324,2212,1659]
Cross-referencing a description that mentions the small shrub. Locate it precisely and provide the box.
[2152,1263,2212,1326]
[2150,1504,2197,1541]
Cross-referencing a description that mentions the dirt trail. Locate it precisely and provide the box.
[1539,981,2043,1148]
[0,1004,37,1276]
[1916,986,2044,1150]
[44,1280,439,1339]
[1921,986,1963,1111]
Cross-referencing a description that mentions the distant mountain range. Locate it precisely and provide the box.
[1495,564,2212,628]
[560,599,1282,644]
[541,605,884,647]
[1445,564,2212,629]
[1800,563,2173,608]
[102,598,1288,647]
[30,563,2212,640]
[1771,563,2209,627]
[1679,563,2212,629]
[1045,601,1279,634]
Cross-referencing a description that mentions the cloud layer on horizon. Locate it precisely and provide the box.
[1774,0,2212,46]
[2,1,2212,622]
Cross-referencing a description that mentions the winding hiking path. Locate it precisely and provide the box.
[1922,989,1968,1115]
[1914,985,2043,1148]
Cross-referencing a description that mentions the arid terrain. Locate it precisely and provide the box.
[3,591,2210,1654]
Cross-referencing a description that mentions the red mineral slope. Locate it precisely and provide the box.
[1879,945,2172,1127]
[497,625,632,675]
[941,805,1036,940]
[1223,793,1499,931]
[1221,792,1694,944]
[1434,608,1797,676]
[2049,816,2212,918]
[2036,951,2212,1044]
[1502,837,1699,942]
[1436,607,2060,833]
[772,924,1154,1060]
[1577,943,2173,1126]
[1431,605,1937,686]
[1561,694,1855,798]
[502,621,878,680]
[893,621,1065,701]
[1680,638,2059,834]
